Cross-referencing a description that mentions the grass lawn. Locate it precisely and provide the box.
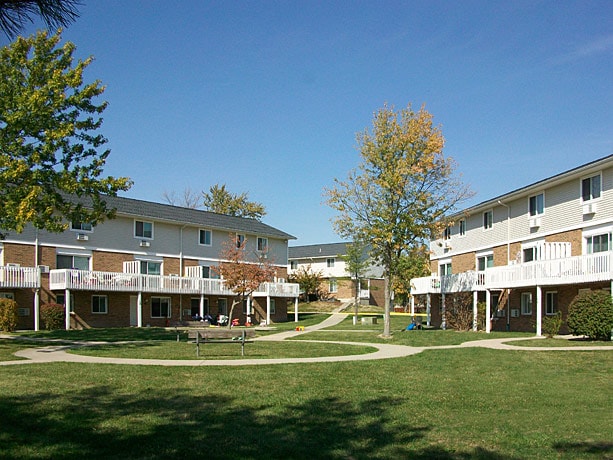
[2,314,612,459]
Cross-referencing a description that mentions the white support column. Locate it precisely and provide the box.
[426,293,431,327]
[472,291,478,332]
[536,286,542,337]
[410,295,415,316]
[294,296,299,322]
[65,289,71,330]
[485,290,491,333]
[266,296,271,325]
[246,297,252,324]
[34,289,40,331]
[441,292,446,330]
[199,294,205,318]
[137,292,143,328]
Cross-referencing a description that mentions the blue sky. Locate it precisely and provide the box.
[7,1,612,245]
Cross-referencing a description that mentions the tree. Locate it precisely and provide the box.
[342,240,370,324]
[0,1,81,38]
[162,187,202,209]
[288,264,323,303]
[202,184,266,220]
[213,235,275,327]
[393,245,430,310]
[0,30,131,237]
[325,103,473,337]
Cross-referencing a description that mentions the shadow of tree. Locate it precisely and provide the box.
[553,440,613,457]
[0,386,520,459]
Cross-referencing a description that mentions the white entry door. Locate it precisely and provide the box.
[130,296,138,326]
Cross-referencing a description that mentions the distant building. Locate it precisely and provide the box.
[410,154,613,335]
[0,195,299,330]
[288,242,385,306]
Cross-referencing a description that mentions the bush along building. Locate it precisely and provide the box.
[410,154,613,335]
[0,195,299,330]
[288,242,385,306]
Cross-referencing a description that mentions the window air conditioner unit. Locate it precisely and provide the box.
[582,203,596,215]
[529,217,541,228]
[443,241,452,249]
[6,263,20,268]
[511,309,520,318]
[38,265,50,273]
[140,240,151,247]
[76,233,89,241]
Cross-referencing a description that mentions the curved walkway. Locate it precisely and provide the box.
[1,313,611,367]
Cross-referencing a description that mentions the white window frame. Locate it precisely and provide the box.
[581,173,601,202]
[56,252,91,270]
[270,298,276,315]
[71,221,94,233]
[198,229,212,246]
[521,292,532,315]
[545,291,557,315]
[483,210,493,230]
[529,192,544,217]
[236,234,245,248]
[92,295,108,314]
[458,219,466,237]
[257,237,268,252]
[329,278,338,293]
[439,261,452,276]
[218,298,227,315]
[134,220,154,239]
[290,261,298,270]
[476,252,494,271]
[151,297,171,318]
[443,226,452,240]
[327,258,335,268]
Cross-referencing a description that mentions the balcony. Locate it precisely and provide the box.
[48,269,299,297]
[410,251,613,295]
[0,266,41,289]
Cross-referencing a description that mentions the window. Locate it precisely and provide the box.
[477,255,494,271]
[327,258,335,268]
[545,291,558,315]
[443,226,452,240]
[56,293,74,312]
[199,229,212,246]
[483,210,493,230]
[190,297,209,317]
[523,247,536,263]
[151,297,171,318]
[0,292,14,300]
[270,298,276,315]
[329,278,338,293]
[140,261,161,275]
[257,237,268,252]
[135,220,153,239]
[529,193,544,216]
[201,266,211,278]
[586,233,610,254]
[521,292,532,315]
[56,254,89,270]
[458,219,466,237]
[290,261,298,270]
[71,222,93,232]
[218,298,227,315]
[582,174,601,202]
[236,234,245,248]
[92,295,108,314]
[440,262,452,276]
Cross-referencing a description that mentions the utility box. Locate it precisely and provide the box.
[361,317,378,325]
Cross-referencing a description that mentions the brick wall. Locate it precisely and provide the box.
[546,229,582,256]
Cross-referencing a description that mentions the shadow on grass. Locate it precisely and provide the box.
[553,441,613,457]
[0,386,520,459]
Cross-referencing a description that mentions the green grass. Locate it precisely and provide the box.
[0,340,28,361]
[68,340,377,360]
[511,337,613,347]
[1,347,611,459]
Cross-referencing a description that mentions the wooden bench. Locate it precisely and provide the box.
[188,328,255,357]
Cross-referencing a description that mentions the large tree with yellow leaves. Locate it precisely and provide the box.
[325,103,472,337]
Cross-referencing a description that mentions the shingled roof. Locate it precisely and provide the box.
[288,242,349,259]
[78,194,296,240]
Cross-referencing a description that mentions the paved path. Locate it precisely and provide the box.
[1,313,611,367]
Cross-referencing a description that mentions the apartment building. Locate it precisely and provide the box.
[410,154,613,335]
[0,195,299,330]
[288,242,385,306]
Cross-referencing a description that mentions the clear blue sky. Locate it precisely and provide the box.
[7,1,612,245]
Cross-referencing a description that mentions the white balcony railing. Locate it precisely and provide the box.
[48,269,299,297]
[0,266,41,288]
[410,251,613,295]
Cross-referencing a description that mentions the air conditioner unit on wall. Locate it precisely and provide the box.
[76,233,89,241]
[529,217,541,228]
[582,203,597,215]
[511,309,520,318]
[140,240,151,247]
[38,265,50,273]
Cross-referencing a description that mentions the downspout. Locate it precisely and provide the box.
[497,200,511,331]
[34,229,40,331]
[179,224,187,321]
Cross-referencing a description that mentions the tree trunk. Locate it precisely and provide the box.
[227,298,240,329]
[353,278,359,325]
[382,276,391,338]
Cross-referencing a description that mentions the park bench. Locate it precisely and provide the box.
[188,328,255,357]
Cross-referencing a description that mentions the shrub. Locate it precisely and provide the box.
[0,298,18,332]
[542,311,563,338]
[567,290,613,340]
[445,292,475,331]
[41,303,65,330]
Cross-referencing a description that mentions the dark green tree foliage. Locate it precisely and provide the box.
[0,30,132,236]
[0,297,18,332]
[40,302,64,330]
[567,290,613,340]
[0,0,81,38]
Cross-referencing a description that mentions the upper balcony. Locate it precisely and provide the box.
[0,265,41,289]
[411,251,613,295]
[48,269,299,298]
